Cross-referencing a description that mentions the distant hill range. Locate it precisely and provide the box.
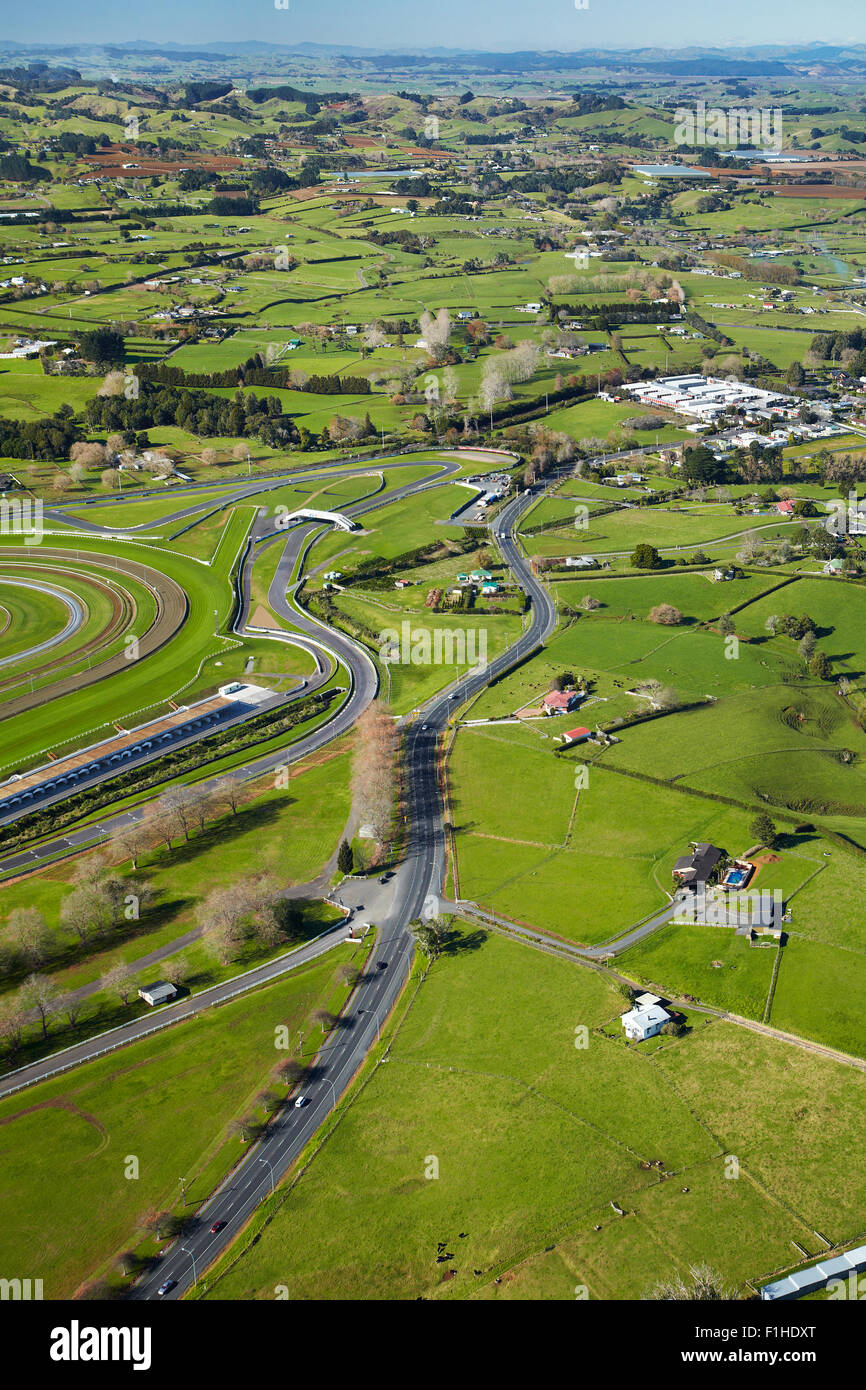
[1,41,866,80]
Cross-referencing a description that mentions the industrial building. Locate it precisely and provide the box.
[621,374,795,422]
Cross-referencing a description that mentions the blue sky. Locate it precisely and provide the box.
[1,0,863,51]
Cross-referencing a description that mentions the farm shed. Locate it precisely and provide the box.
[138,981,178,1007]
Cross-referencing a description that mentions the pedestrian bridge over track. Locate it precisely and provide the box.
[277,507,357,532]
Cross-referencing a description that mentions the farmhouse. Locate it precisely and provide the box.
[543,690,583,715]
[138,981,177,1007]
[621,1001,671,1041]
[672,842,723,889]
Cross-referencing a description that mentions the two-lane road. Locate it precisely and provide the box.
[133,467,562,1299]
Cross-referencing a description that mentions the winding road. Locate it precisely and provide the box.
[129,460,560,1301]
[0,447,566,1300]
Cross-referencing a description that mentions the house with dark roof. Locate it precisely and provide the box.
[672,842,723,889]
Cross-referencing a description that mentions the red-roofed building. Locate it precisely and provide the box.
[562,727,591,745]
[775,499,794,515]
[543,690,583,714]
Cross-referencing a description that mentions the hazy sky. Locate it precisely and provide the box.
[1,0,864,51]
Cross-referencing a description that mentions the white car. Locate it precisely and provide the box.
[294,1095,308,1109]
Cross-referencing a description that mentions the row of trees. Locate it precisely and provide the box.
[351,703,399,855]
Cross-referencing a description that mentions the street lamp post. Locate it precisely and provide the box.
[258,1156,276,1196]
[180,1244,197,1286]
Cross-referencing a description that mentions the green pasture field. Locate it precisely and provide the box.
[198,930,866,1301]
[334,588,523,713]
[550,570,781,622]
[448,723,761,942]
[521,502,787,559]
[770,935,866,1057]
[618,920,777,1020]
[304,482,469,570]
[0,744,353,1058]
[601,680,866,825]
[0,361,99,420]
[0,941,365,1298]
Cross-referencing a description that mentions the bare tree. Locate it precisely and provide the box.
[351,701,398,853]
[197,882,251,964]
[161,956,189,988]
[647,1264,736,1301]
[20,973,60,1040]
[212,777,242,817]
[0,1003,24,1062]
[103,961,135,1006]
[72,851,109,890]
[159,786,200,843]
[7,906,53,969]
[59,992,86,1029]
[276,1059,306,1087]
[60,882,113,946]
[111,820,155,871]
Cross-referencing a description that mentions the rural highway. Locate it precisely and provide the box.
[129,463,561,1301]
[0,446,562,1299]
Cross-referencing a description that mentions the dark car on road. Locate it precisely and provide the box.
[157,1279,176,1297]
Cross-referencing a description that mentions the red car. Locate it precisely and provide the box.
[210,1220,226,1234]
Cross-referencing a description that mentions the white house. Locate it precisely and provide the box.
[138,981,178,1008]
[621,1002,670,1041]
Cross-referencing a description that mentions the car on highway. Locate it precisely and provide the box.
[378,960,388,970]
[210,1220,226,1234]
[157,1279,176,1297]
[294,1095,308,1108]
[422,723,428,730]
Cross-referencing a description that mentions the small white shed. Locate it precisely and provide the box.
[138,981,178,1007]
